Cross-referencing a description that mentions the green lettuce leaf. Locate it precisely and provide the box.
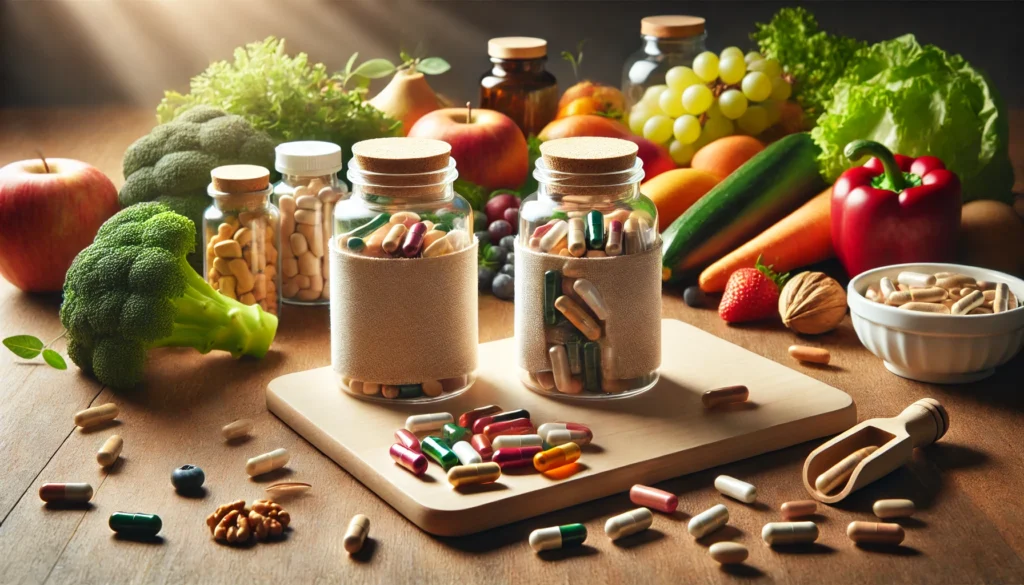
[811,35,1013,203]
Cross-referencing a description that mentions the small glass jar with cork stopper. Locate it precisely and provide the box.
[203,164,281,316]
[479,36,559,136]
[272,141,347,306]
[622,15,708,109]
[515,137,662,399]
[329,137,478,402]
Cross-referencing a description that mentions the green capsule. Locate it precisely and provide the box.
[442,423,469,446]
[544,270,562,326]
[398,384,423,399]
[582,342,601,392]
[346,236,365,251]
[422,436,459,470]
[565,339,582,375]
[560,523,588,547]
[109,512,162,538]
[345,213,391,239]
[586,210,605,249]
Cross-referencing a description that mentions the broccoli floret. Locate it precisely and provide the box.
[61,202,278,390]
[119,106,275,270]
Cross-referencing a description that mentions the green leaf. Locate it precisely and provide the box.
[344,52,359,76]
[3,335,43,359]
[42,349,67,370]
[416,57,450,75]
[351,58,396,80]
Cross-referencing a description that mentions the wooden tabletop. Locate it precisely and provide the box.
[1,107,1023,584]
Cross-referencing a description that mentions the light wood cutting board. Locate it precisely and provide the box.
[267,319,855,536]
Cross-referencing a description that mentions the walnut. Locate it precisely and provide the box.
[779,271,848,334]
[251,499,290,532]
[214,509,254,544]
[207,499,290,545]
[206,500,246,534]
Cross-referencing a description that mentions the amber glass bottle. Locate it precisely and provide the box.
[479,37,558,136]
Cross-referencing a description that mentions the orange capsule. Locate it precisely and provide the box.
[39,483,93,503]
[470,434,493,460]
[702,385,749,408]
[780,500,817,520]
[847,521,905,545]
[533,442,581,472]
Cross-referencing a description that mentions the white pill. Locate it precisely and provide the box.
[492,434,543,450]
[222,418,254,440]
[545,429,592,447]
[245,448,290,477]
[714,475,757,503]
[897,271,936,287]
[688,504,729,538]
[343,514,370,554]
[405,412,453,433]
[709,542,748,564]
[451,441,482,466]
[762,521,818,546]
[604,507,653,540]
[873,499,916,519]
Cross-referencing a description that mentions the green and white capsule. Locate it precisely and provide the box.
[529,523,587,552]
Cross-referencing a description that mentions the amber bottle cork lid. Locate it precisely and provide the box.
[540,137,639,174]
[640,15,705,39]
[210,164,271,193]
[488,37,547,60]
[351,137,451,175]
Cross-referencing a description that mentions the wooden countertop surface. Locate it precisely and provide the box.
[1,107,1023,584]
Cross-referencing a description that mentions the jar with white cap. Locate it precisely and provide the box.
[480,36,558,136]
[272,141,347,305]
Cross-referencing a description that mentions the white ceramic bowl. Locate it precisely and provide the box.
[848,263,1024,383]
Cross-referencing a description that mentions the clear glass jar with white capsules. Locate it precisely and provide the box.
[515,136,661,399]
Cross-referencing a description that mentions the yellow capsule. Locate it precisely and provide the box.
[447,462,501,487]
[533,442,581,472]
[815,446,878,494]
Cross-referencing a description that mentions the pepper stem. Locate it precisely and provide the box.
[844,140,905,191]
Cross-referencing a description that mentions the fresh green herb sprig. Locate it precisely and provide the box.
[3,333,67,370]
[561,40,587,81]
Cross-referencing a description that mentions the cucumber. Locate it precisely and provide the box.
[661,133,826,283]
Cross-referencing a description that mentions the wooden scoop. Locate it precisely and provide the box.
[802,398,948,503]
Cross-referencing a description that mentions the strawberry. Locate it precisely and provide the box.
[718,257,788,323]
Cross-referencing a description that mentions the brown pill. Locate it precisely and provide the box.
[702,385,749,408]
[888,287,947,305]
[847,521,905,545]
[951,291,984,315]
[780,500,817,520]
[815,446,878,494]
[789,345,830,365]
[993,283,1011,313]
[899,302,950,314]
[936,274,975,290]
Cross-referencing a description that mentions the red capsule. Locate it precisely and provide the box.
[390,443,428,476]
[492,446,542,470]
[394,429,420,453]
[630,485,678,513]
[471,409,530,434]
[39,482,93,503]
[458,404,503,429]
[401,222,427,257]
[471,434,494,460]
[483,418,535,440]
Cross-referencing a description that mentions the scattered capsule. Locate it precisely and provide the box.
[702,385,749,409]
[421,436,459,471]
[848,521,905,545]
[534,442,581,472]
[483,418,535,440]
[545,429,592,447]
[344,514,370,554]
[491,446,542,470]
[873,499,915,519]
[709,542,749,565]
[442,423,470,446]
[394,428,420,452]
[537,422,593,444]
[762,521,818,546]
[221,418,254,440]
[171,464,205,492]
[715,475,757,504]
[245,448,290,477]
[97,435,123,467]
[73,403,118,429]
[458,405,502,429]
[390,443,428,476]
[688,504,729,538]
[39,482,93,503]
[472,409,530,434]
[897,271,936,288]
[492,434,543,450]
[789,345,831,365]
[109,512,162,538]
[629,485,678,513]
[471,434,494,461]
[780,500,817,520]
[605,507,653,540]
[405,412,453,434]
[451,441,482,466]
[447,462,501,487]
[529,523,588,552]
[815,446,878,494]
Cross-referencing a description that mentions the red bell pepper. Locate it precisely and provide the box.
[831,140,961,277]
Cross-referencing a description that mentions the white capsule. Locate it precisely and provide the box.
[540,220,568,252]
[245,448,290,477]
[897,271,936,288]
[451,441,482,466]
[537,423,593,443]
[709,542,749,565]
[405,412,453,433]
[492,434,543,450]
[545,429,592,447]
[529,526,562,552]
[873,499,916,519]
[604,507,653,540]
[688,504,729,538]
[714,475,757,503]
[573,279,609,320]
[762,521,818,546]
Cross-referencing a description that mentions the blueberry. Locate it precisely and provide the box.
[499,235,516,252]
[475,230,491,246]
[492,273,515,300]
[171,464,205,492]
[500,264,515,276]
[478,266,496,291]
[488,219,513,241]
[489,247,507,266]
[473,212,488,232]
[506,251,515,267]
[683,286,706,308]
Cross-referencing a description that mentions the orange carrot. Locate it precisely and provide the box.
[698,188,834,293]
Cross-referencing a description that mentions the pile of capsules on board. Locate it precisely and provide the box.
[526,208,657,259]
[390,405,593,486]
[337,211,471,259]
[864,270,1019,315]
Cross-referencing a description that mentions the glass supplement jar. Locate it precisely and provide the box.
[204,164,281,316]
[272,141,346,305]
[480,37,558,136]
[332,137,477,402]
[621,15,707,109]
[516,137,661,399]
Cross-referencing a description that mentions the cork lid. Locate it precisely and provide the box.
[540,137,639,174]
[640,15,705,38]
[210,164,271,193]
[351,137,451,175]
[488,37,547,60]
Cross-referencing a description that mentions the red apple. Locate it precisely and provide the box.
[408,106,528,190]
[0,158,120,292]
[624,136,677,181]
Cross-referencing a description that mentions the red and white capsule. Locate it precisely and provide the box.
[538,422,593,446]
[39,483,93,503]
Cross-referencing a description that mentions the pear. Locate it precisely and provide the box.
[369,70,441,136]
